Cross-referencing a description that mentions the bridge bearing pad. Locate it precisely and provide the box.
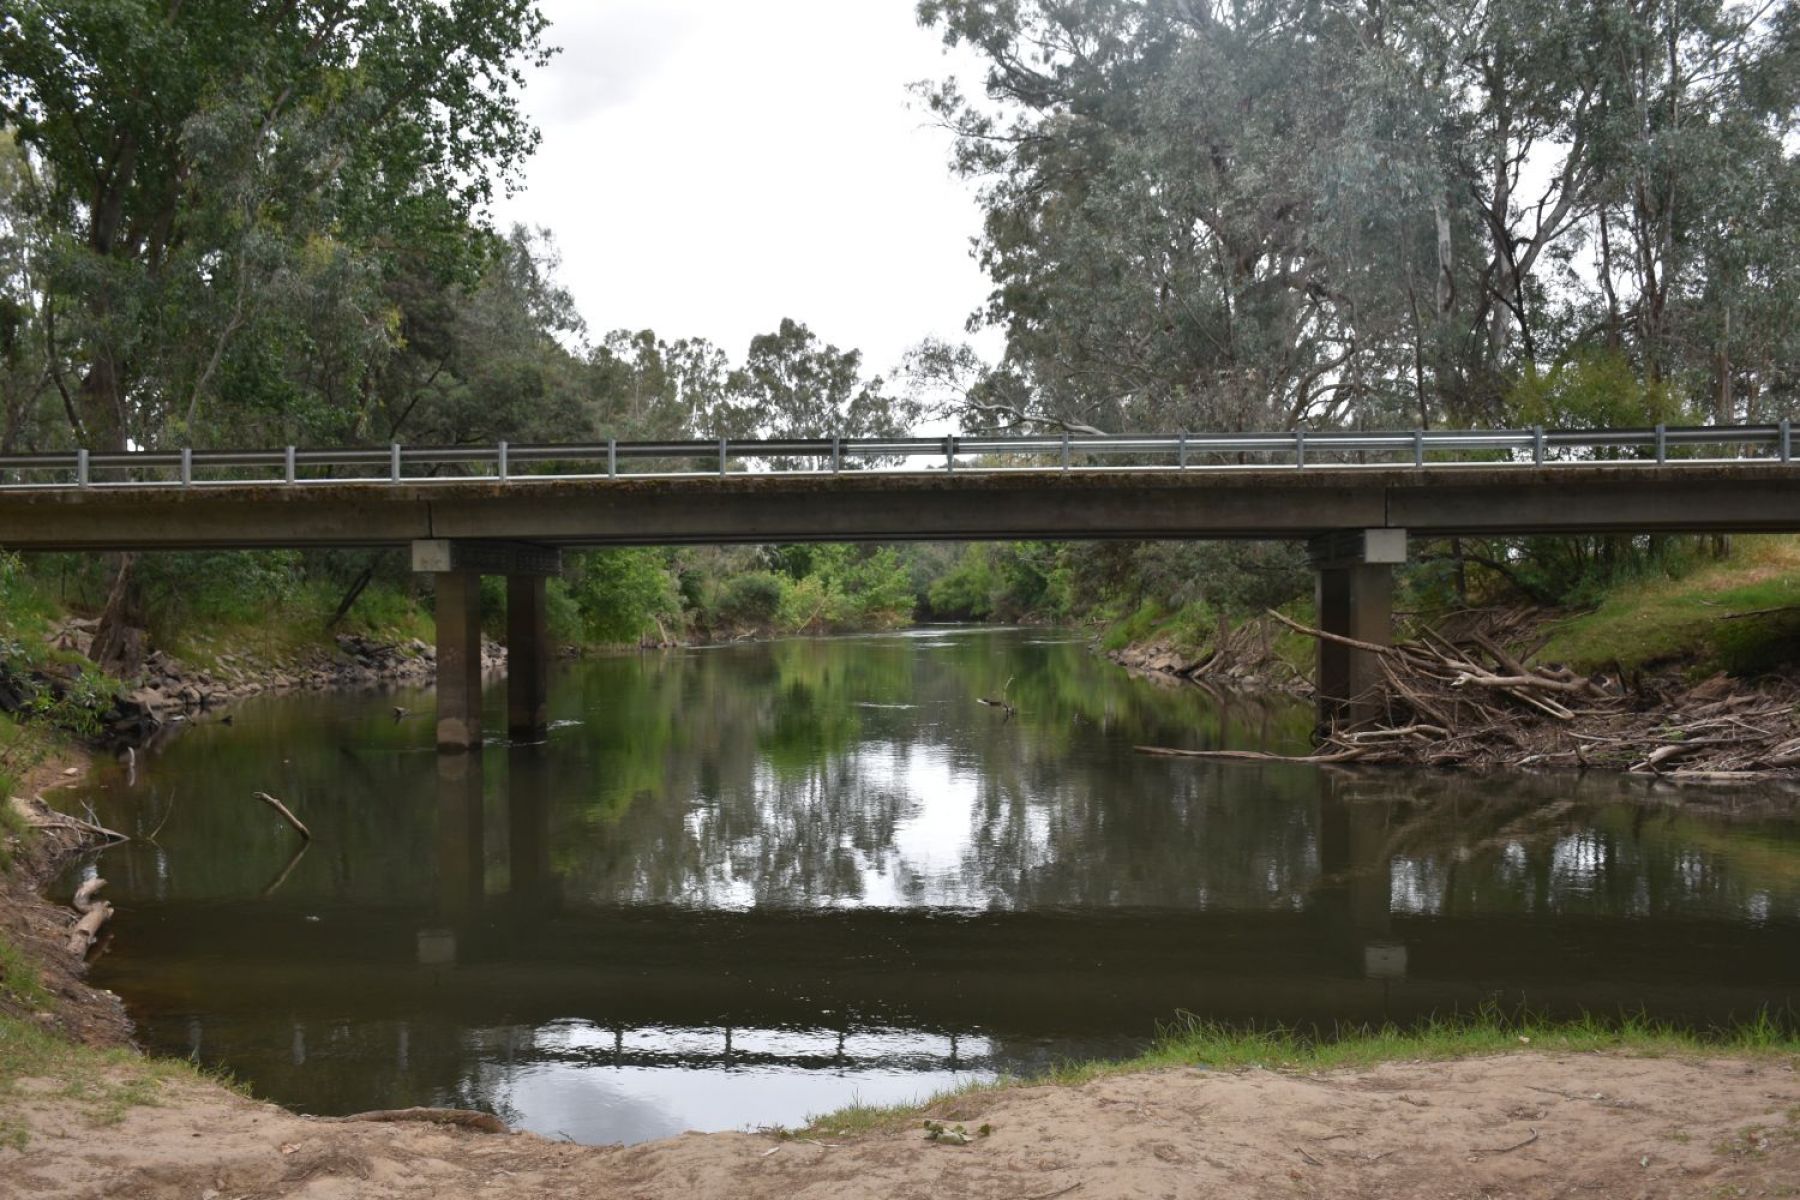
[411,539,562,577]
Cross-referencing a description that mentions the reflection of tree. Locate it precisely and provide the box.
[71,632,1800,929]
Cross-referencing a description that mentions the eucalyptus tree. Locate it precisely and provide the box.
[0,0,553,452]
[917,0,1800,435]
[722,318,918,442]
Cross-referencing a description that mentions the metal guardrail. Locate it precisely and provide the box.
[0,423,1791,490]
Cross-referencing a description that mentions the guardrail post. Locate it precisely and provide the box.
[390,443,402,482]
[1654,423,1667,464]
[1178,432,1187,469]
[180,447,193,488]
[718,437,728,477]
[1533,425,1545,466]
[607,439,617,477]
[1062,431,1071,471]
[497,440,509,482]
[76,448,89,488]
[946,435,956,473]
[831,435,842,473]
[1294,427,1306,468]
[1412,430,1424,468]
[1782,419,1792,463]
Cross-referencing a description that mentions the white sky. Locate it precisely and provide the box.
[491,0,1000,377]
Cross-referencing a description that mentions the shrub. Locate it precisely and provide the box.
[716,571,787,628]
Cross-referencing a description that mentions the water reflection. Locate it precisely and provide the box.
[67,628,1800,1144]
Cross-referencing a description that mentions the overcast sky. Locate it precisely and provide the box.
[491,0,998,376]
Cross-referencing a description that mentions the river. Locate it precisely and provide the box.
[63,627,1800,1144]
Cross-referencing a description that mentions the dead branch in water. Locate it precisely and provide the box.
[1136,745,1367,764]
[252,791,312,841]
[1143,607,1800,778]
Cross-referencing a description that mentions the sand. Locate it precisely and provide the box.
[3,1052,1796,1199]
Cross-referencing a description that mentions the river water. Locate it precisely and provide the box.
[64,627,1800,1144]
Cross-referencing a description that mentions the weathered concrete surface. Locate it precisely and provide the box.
[1315,562,1393,730]
[434,572,483,752]
[3,463,1799,551]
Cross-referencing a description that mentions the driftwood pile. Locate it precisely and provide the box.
[1144,607,1800,781]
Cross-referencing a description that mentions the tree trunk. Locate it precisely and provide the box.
[88,553,143,678]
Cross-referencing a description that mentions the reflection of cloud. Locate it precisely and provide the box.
[531,0,700,123]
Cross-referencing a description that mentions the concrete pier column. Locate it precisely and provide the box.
[414,540,561,754]
[434,571,484,752]
[1308,529,1405,733]
[506,575,550,741]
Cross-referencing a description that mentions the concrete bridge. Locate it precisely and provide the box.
[2,427,1796,747]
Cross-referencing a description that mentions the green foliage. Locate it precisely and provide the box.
[1538,536,1800,676]
[716,572,787,628]
[0,936,46,1010]
[926,546,996,619]
[1101,600,1170,652]
[916,0,1800,434]
[0,0,553,451]
[566,550,682,645]
[1510,355,1686,435]
[136,552,303,632]
[0,552,55,639]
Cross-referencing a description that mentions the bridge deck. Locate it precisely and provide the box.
[1,462,1797,550]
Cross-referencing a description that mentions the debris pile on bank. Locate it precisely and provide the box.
[1142,607,1800,780]
[1107,614,1308,695]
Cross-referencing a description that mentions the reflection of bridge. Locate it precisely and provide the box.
[5,428,1800,741]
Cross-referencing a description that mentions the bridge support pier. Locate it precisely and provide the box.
[1308,529,1406,734]
[413,540,561,752]
[506,575,550,742]
[433,571,484,752]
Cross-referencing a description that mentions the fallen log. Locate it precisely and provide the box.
[252,792,312,841]
[67,900,112,955]
[1136,745,1367,765]
[72,877,106,914]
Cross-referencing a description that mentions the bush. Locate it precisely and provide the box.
[716,571,787,628]
[567,549,681,644]
[927,546,995,619]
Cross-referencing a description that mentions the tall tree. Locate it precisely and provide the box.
[0,0,552,451]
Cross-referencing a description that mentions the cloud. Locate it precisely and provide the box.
[527,0,701,124]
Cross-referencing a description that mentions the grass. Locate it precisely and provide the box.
[0,1013,236,1150]
[789,1010,1800,1140]
[0,936,47,1010]
[156,579,434,672]
[1538,535,1800,676]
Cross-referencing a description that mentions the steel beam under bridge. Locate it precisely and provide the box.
[4,463,1800,551]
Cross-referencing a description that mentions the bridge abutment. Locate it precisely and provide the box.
[1308,529,1405,734]
[414,540,560,752]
